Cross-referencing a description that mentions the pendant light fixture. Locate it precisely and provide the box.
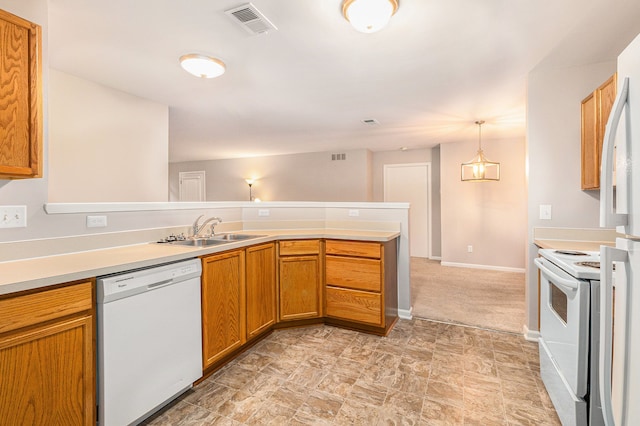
[461,121,500,182]
[179,54,226,79]
[342,0,399,33]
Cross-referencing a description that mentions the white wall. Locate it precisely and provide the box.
[49,70,169,202]
[440,137,527,270]
[169,149,373,202]
[525,60,616,330]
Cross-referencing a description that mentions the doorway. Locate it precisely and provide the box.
[383,163,431,258]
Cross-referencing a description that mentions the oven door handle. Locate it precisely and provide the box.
[534,258,579,291]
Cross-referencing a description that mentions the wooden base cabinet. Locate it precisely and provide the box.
[246,243,276,340]
[325,239,398,335]
[278,240,323,321]
[201,249,246,370]
[0,280,95,426]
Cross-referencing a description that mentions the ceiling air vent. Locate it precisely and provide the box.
[225,3,277,35]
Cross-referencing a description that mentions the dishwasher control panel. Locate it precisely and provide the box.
[97,259,202,303]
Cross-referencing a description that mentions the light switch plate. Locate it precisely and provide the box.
[539,205,552,220]
[0,205,27,228]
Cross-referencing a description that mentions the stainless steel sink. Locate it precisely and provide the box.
[169,238,229,247]
[166,234,264,247]
[211,234,264,241]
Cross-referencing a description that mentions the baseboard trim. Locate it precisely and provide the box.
[440,261,525,273]
[523,325,540,342]
[429,256,442,261]
[398,307,413,320]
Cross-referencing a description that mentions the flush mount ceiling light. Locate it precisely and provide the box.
[179,54,226,79]
[461,121,500,182]
[342,0,399,33]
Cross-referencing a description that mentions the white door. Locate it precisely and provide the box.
[179,171,206,202]
[384,163,431,258]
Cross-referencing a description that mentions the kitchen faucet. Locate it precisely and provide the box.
[192,215,223,237]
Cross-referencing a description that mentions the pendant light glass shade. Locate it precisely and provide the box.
[461,121,500,181]
[342,0,399,33]
[179,54,226,79]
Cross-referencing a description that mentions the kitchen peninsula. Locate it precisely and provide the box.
[0,201,407,425]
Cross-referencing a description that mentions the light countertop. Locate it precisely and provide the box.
[0,229,399,296]
[533,239,614,252]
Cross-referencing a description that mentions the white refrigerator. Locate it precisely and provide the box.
[599,31,640,426]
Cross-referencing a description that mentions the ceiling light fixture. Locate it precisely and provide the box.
[461,120,500,182]
[342,0,399,33]
[179,54,226,79]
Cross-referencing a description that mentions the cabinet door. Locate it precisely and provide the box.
[581,91,599,190]
[0,314,94,426]
[0,9,42,179]
[279,255,321,321]
[246,243,276,340]
[201,250,246,369]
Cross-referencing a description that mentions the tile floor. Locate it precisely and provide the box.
[144,319,560,425]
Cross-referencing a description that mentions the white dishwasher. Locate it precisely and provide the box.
[97,259,203,426]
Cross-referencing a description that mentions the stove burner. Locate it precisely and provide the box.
[576,261,600,269]
[555,250,589,256]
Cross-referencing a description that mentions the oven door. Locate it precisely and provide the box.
[535,257,591,397]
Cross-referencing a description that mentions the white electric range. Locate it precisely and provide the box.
[535,249,605,426]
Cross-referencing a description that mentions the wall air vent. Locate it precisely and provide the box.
[225,3,277,35]
[331,153,347,161]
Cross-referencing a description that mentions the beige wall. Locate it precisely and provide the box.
[169,150,373,202]
[441,137,527,270]
[48,70,169,202]
[525,60,616,330]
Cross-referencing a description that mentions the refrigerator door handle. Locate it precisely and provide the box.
[599,246,628,426]
[600,77,629,228]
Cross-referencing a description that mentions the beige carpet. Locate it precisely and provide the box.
[410,258,526,333]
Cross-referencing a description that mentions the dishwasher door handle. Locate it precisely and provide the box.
[147,278,174,289]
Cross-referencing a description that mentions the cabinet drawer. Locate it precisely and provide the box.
[279,239,320,256]
[326,255,381,291]
[326,286,382,326]
[326,240,380,259]
[0,281,93,334]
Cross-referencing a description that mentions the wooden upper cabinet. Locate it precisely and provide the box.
[581,73,616,190]
[0,9,42,179]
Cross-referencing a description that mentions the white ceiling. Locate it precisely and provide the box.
[48,0,640,162]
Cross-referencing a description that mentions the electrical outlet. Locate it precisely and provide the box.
[0,205,27,228]
[467,245,473,253]
[540,205,552,220]
[87,215,108,228]
[348,209,360,217]
[258,209,270,217]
